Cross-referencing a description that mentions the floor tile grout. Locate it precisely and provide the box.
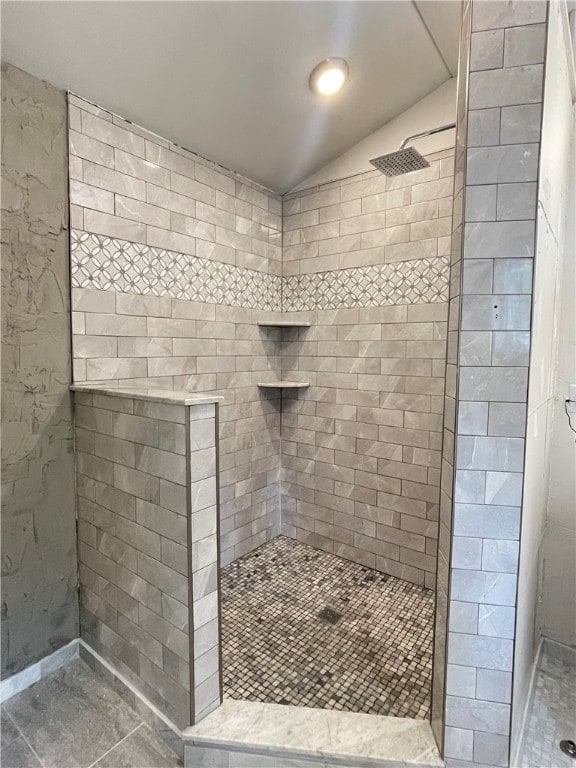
[1,706,24,750]
[14,720,48,768]
[85,722,145,768]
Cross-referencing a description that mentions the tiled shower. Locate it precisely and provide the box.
[70,92,454,588]
[69,89,454,728]
[2,2,576,767]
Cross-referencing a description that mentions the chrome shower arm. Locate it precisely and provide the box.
[399,123,456,150]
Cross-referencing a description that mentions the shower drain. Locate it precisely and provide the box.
[318,607,342,624]
[560,740,576,759]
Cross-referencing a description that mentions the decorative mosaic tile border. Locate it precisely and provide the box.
[71,230,448,311]
[71,230,281,310]
[283,256,449,311]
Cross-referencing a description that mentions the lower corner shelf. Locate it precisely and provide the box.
[257,381,310,389]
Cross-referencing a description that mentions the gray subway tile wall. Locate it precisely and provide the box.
[69,92,454,588]
[69,93,283,566]
[75,390,220,728]
[436,1,547,766]
[76,390,191,727]
[279,152,454,588]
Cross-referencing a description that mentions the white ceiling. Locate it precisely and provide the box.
[1,1,460,192]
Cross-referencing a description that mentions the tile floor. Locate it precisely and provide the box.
[0,659,182,768]
[221,535,434,719]
[519,641,576,768]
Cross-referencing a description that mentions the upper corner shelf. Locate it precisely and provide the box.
[257,321,311,328]
[257,381,310,389]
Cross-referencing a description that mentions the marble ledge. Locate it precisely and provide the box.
[257,321,312,328]
[183,700,443,767]
[70,384,223,406]
[257,381,310,389]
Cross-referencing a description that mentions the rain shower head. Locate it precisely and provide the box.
[370,146,429,176]
[369,123,456,177]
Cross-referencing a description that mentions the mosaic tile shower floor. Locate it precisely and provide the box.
[519,641,576,768]
[221,536,434,719]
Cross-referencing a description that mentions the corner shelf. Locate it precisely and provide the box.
[257,381,310,389]
[257,321,311,328]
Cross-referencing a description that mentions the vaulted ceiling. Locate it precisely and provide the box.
[1,1,460,192]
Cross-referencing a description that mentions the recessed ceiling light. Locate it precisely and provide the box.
[309,58,349,96]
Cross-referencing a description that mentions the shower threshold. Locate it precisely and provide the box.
[183,699,443,767]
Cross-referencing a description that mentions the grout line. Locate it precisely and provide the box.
[3,702,46,767]
[78,640,182,738]
[11,725,48,768]
[0,707,25,751]
[85,723,144,768]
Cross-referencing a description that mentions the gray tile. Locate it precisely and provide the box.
[445,694,510,736]
[445,726,474,761]
[471,0,547,31]
[488,402,527,437]
[449,601,478,635]
[497,182,537,221]
[455,470,485,504]
[457,435,525,472]
[454,503,520,540]
[474,731,509,767]
[448,632,514,671]
[485,472,523,506]
[466,186,497,222]
[470,29,504,71]
[184,745,228,768]
[446,664,477,698]
[229,751,276,767]
[467,145,539,185]
[464,221,535,260]
[451,568,517,610]
[1,709,20,750]
[467,109,500,148]
[504,24,546,67]
[482,539,519,573]
[463,260,494,295]
[500,104,542,145]
[493,259,533,294]
[478,605,516,640]
[452,537,482,570]
[4,660,142,768]
[492,331,530,366]
[476,668,512,704]
[0,736,43,768]
[458,402,488,436]
[459,367,528,403]
[459,331,492,366]
[468,64,544,110]
[461,295,531,332]
[93,723,181,767]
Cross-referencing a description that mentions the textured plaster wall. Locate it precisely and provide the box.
[535,1,576,650]
[1,62,78,677]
